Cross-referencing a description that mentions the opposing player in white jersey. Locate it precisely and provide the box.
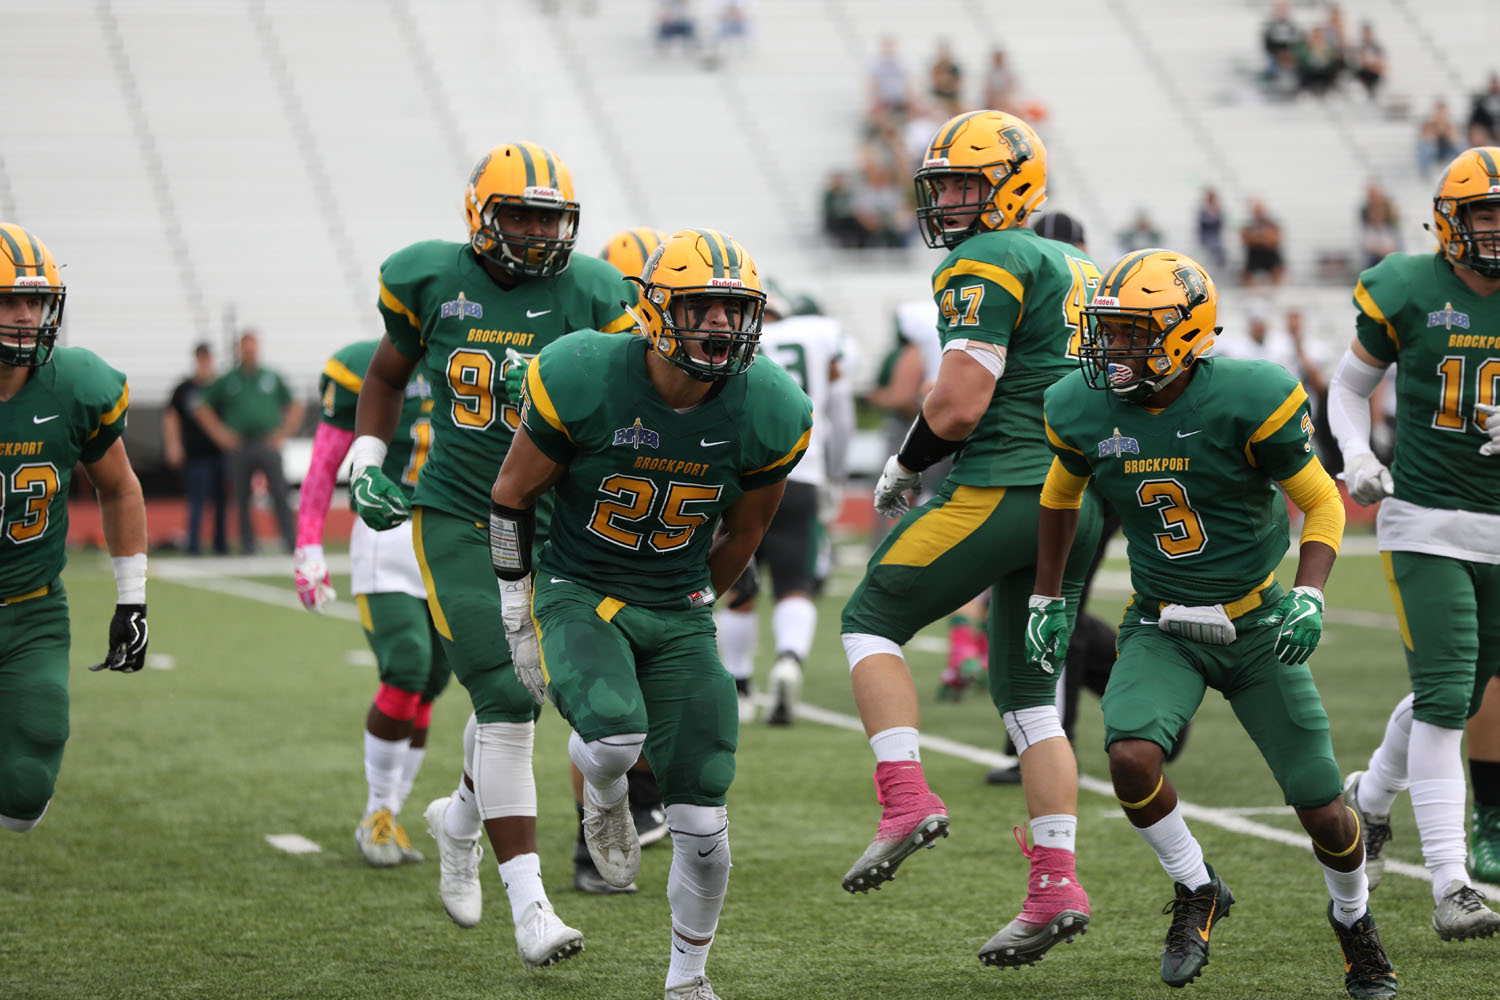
[718,289,853,724]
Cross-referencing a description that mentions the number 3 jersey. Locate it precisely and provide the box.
[318,339,433,501]
[0,348,129,595]
[1043,357,1317,605]
[521,330,813,609]
[377,239,634,522]
[931,226,1100,487]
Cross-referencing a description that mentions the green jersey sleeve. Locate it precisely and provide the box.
[519,331,609,464]
[569,254,636,334]
[377,240,451,359]
[1243,365,1317,482]
[738,360,814,492]
[76,351,131,465]
[1042,374,1097,478]
[931,246,1027,348]
[318,340,377,431]
[1353,255,1410,365]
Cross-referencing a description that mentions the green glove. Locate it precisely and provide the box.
[504,349,531,407]
[1024,594,1070,675]
[1260,585,1324,665]
[350,466,411,531]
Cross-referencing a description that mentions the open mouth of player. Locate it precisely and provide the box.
[704,334,733,365]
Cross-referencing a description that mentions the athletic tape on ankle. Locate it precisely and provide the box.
[1117,774,1165,811]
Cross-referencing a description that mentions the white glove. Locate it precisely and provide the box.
[293,545,336,612]
[1342,451,1393,506]
[817,482,845,526]
[872,455,921,519]
[499,576,546,705]
[1477,402,1500,456]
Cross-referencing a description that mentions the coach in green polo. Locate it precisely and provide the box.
[193,330,303,554]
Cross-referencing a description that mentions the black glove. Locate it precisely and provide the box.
[726,562,759,610]
[89,603,148,673]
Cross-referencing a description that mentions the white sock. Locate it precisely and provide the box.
[1321,860,1370,927]
[497,852,548,925]
[771,596,816,662]
[1409,719,1469,899]
[1134,804,1209,889]
[446,780,482,843]
[869,726,921,764]
[364,731,408,815]
[666,932,711,988]
[1360,694,1413,815]
[394,745,425,816]
[716,609,758,681]
[1030,813,1077,853]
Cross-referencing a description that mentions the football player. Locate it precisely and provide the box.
[1029,248,1395,998]
[1329,146,1500,939]
[0,223,149,833]
[293,340,450,867]
[837,110,1104,970]
[350,143,634,971]
[489,229,811,1000]
[716,281,852,726]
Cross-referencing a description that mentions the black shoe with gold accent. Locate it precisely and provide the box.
[1160,863,1233,988]
[1328,903,1397,998]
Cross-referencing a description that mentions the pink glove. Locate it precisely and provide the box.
[294,544,336,612]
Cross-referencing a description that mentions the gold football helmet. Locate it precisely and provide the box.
[599,227,668,279]
[0,223,65,368]
[1081,249,1218,403]
[464,142,579,279]
[629,229,765,381]
[1431,146,1500,278]
[915,110,1047,249]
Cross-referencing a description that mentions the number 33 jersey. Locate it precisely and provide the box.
[521,331,813,609]
[1042,357,1316,605]
[0,348,129,594]
[377,239,635,522]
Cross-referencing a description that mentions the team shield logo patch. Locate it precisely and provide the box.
[440,292,483,320]
[612,417,660,450]
[1097,427,1141,458]
[1427,301,1470,330]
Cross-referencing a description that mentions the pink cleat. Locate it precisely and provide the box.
[979,826,1090,968]
[842,761,950,893]
[939,621,988,700]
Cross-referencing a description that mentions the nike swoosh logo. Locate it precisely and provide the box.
[526,309,552,318]
[32,414,59,424]
[549,577,570,584]
[1176,429,1202,438]
[1197,899,1218,942]
[701,438,730,447]
[697,847,717,857]
[1284,605,1319,628]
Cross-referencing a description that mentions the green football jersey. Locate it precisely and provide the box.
[0,348,129,595]
[522,331,813,609]
[377,240,636,522]
[931,226,1101,487]
[1354,252,1500,514]
[1045,357,1317,605]
[318,339,433,500]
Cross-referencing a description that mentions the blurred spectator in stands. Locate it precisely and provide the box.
[163,342,228,556]
[1350,22,1387,102]
[1323,3,1350,61]
[655,0,697,54]
[927,40,963,117]
[1261,1,1302,81]
[1417,98,1462,175]
[1285,307,1339,471]
[850,151,909,249]
[702,0,749,70]
[981,48,1015,111]
[193,330,302,555]
[1296,25,1343,97]
[1196,188,1227,270]
[1116,208,1163,256]
[1467,72,1500,145]
[867,36,910,122]
[822,170,864,249]
[1359,182,1402,269]
[1217,300,1328,398]
[1241,198,1285,286]
[901,97,943,169]
[1266,47,1302,102]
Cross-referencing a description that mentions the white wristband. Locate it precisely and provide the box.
[296,543,325,564]
[112,553,147,605]
[348,435,389,478]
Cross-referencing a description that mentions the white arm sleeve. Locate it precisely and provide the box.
[1327,348,1387,460]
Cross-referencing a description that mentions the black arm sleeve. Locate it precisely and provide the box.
[489,501,536,581]
[895,411,966,473]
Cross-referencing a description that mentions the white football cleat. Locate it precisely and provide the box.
[423,796,483,927]
[582,782,641,889]
[765,653,802,726]
[665,975,723,1000]
[515,900,584,971]
[1432,880,1500,941]
[354,808,403,868]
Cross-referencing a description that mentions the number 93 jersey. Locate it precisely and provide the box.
[318,338,433,501]
[1354,251,1500,514]
[377,239,636,522]
[521,330,813,609]
[0,348,129,595]
[1043,357,1317,605]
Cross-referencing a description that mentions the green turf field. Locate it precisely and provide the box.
[1,537,1496,999]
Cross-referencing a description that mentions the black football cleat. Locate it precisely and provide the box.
[1160,863,1233,988]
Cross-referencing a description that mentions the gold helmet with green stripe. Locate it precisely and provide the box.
[599,227,668,279]
[629,229,765,381]
[915,110,1047,249]
[1081,248,1218,403]
[1432,146,1500,278]
[464,142,579,279]
[0,223,65,368]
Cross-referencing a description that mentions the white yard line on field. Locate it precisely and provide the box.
[265,834,322,854]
